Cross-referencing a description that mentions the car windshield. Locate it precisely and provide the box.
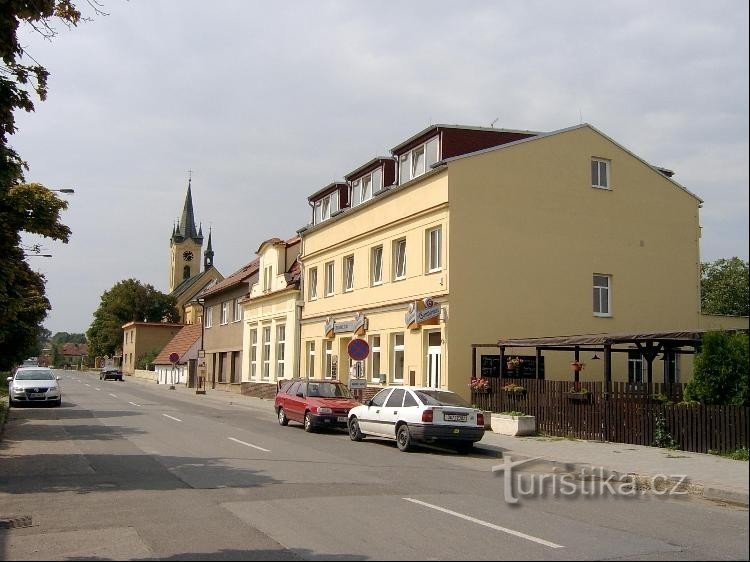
[415,390,471,408]
[15,370,55,381]
[305,382,351,398]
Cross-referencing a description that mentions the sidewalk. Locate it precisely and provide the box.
[118,373,749,506]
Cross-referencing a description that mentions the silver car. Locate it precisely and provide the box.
[7,367,62,407]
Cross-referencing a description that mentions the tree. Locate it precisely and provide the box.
[51,343,63,367]
[50,332,87,345]
[0,2,87,370]
[685,331,749,406]
[701,258,749,316]
[87,279,179,357]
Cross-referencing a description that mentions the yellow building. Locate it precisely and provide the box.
[298,123,705,399]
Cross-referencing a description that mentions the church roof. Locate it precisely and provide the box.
[174,179,203,242]
[170,269,215,299]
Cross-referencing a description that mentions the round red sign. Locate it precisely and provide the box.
[169,352,180,363]
[347,338,370,361]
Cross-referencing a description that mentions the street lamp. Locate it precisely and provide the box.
[51,188,75,194]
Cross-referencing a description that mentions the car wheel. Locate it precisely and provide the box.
[348,417,364,441]
[278,407,289,426]
[304,412,315,433]
[396,424,412,452]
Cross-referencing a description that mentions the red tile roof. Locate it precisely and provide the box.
[200,259,259,298]
[61,342,89,356]
[153,324,203,365]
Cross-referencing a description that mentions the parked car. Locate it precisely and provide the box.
[347,387,485,452]
[100,367,123,381]
[275,379,361,432]
[7,367,62,407]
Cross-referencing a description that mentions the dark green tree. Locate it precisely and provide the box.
[701,258,749,316]
[50,332,87,345]
[685,331,749,406]
[87,279,179,357]
[51,342,63,367]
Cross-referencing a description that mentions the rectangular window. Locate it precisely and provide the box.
[343,255,354,292]
[372,167,383,194]
[262,326,271,379]
[392,333,405,383]
[425,136,439,169]
[370,335,381,382]
[307,341,316,378]
[314,201,322,224]
[350,179,361,206]
[427,226,442,272]
[325,261,335,296]
[321,197,331,221]
[592,158,610,189]
[361,175,372,203]
[220,301,228,325]
[205,306,213,328]
[398,136,439,185]
[399,154,409,185]
[250,329,257,379]
[233,298,242,322]
[325,340,333,379]
[393,239,407,280]
[628,351,644,384]
[411,145,425,178]
[263,265,273,292]
[308,267,318,300]
[593,274,612,316]
[276,325,286,378]
[371,246,383,285]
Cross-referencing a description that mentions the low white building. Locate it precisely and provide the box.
[153,324,203,386]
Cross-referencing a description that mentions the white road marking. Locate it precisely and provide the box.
[109,393,118,398]
[162,414,182,422]
[85,384,90,387]
[128,401,142,407]
[96,388,101,391]
[228,437,270,453]
[402,498,564,549]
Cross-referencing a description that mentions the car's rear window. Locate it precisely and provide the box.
[415,390,471,408]
[15,370,55,381]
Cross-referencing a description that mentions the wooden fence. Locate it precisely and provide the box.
[471,378,748,454]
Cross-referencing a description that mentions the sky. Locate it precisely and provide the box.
[13,0,749,335]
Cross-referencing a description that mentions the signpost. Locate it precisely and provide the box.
[347,339,370,401]
[169,352,179,390]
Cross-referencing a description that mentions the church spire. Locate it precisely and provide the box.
[204,227,215,270]
[178,178,200,241]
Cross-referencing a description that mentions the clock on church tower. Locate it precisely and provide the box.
[183,251,194,261]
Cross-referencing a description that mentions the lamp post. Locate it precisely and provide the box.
[51,188,75,194]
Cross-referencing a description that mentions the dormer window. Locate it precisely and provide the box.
[398,136,439,185]
[350,167,383,207]
[313,191,339,224]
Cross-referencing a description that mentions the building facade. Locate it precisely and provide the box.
[298,123,704,398]
[121,322,185,375]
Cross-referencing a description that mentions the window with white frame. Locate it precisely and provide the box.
[220,301,228,325]
[321,197,330,221]
[276,325,286,378]
[392,333,405,383]
[308,267,318,300]
[307,341,316,378]
[325,261,335,296]
[343,255,354,292]
[250,329,257,379]
[351,168,383,207]
[205,306,213,328]
[233,298,242,322]
[371,245,383,285]
[593,274,612,316]
[262,326,271,379]
[393,238,407,280]
[263,265,273,292]
[325,340,333,379]
[591,158,610,189]
[315,192,339,223]
[370,335,381,382]
[627,350,644,384]
[399,136,440,185]
[427,226,442,272]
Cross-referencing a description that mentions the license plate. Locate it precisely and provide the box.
[29,393,45,398]
[337,416,347,423]
[444,414,467,422]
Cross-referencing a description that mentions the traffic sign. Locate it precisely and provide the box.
[347,338,370,361]
[348,377,367,389]
[169,352,179,364]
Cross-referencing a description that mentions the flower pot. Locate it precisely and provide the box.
[490,414,536,436]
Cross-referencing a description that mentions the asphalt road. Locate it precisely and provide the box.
[0,371,747,561]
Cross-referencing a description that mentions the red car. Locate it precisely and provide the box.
[275,379,361,432]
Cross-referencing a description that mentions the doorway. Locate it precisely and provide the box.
[427,331,442,388]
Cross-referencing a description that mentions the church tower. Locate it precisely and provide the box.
[169,178,205,292]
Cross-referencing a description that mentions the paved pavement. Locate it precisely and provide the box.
[122,374,750,506]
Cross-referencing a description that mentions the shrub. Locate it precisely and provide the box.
[685,331,749,406]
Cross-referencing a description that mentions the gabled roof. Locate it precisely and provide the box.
[153,324,203,365]
[61,342,88,356]
[171,269,215,299]
[390,124,541,154]
[201,259,260,298]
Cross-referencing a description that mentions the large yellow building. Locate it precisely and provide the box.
[298,123,706,399]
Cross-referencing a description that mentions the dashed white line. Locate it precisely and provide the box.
[85,384,91,387]
[128,401,142,407]
[95,388,101,391]
[109,393,118,398]
[228,437,270,453]
[162,414,182,422]
[402,498,564,549]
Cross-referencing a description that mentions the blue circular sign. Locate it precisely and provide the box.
[348,338,370,361]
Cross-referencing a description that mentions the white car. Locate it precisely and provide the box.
[7,367,62,407]
[347,387,485,452]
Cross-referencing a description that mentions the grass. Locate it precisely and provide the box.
[709,447,749,461]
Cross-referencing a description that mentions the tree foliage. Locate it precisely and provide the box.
[0,2,85,370]
[701,258,749,317]
[50,331,87,344]
[685,331,749,406]
[87,279,179,357]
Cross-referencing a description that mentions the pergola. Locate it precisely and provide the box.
[471,330,712,392]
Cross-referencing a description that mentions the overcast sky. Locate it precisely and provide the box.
[14,0,749,335]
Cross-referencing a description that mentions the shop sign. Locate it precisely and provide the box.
[324,312,368,338]
[406,297,441,329]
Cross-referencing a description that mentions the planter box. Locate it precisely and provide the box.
[490,414,536,436]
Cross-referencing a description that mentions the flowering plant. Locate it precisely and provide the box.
[502,383,526,394]
[469,378,491,392]
[570,360,585,372]
[506,356,524,371]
